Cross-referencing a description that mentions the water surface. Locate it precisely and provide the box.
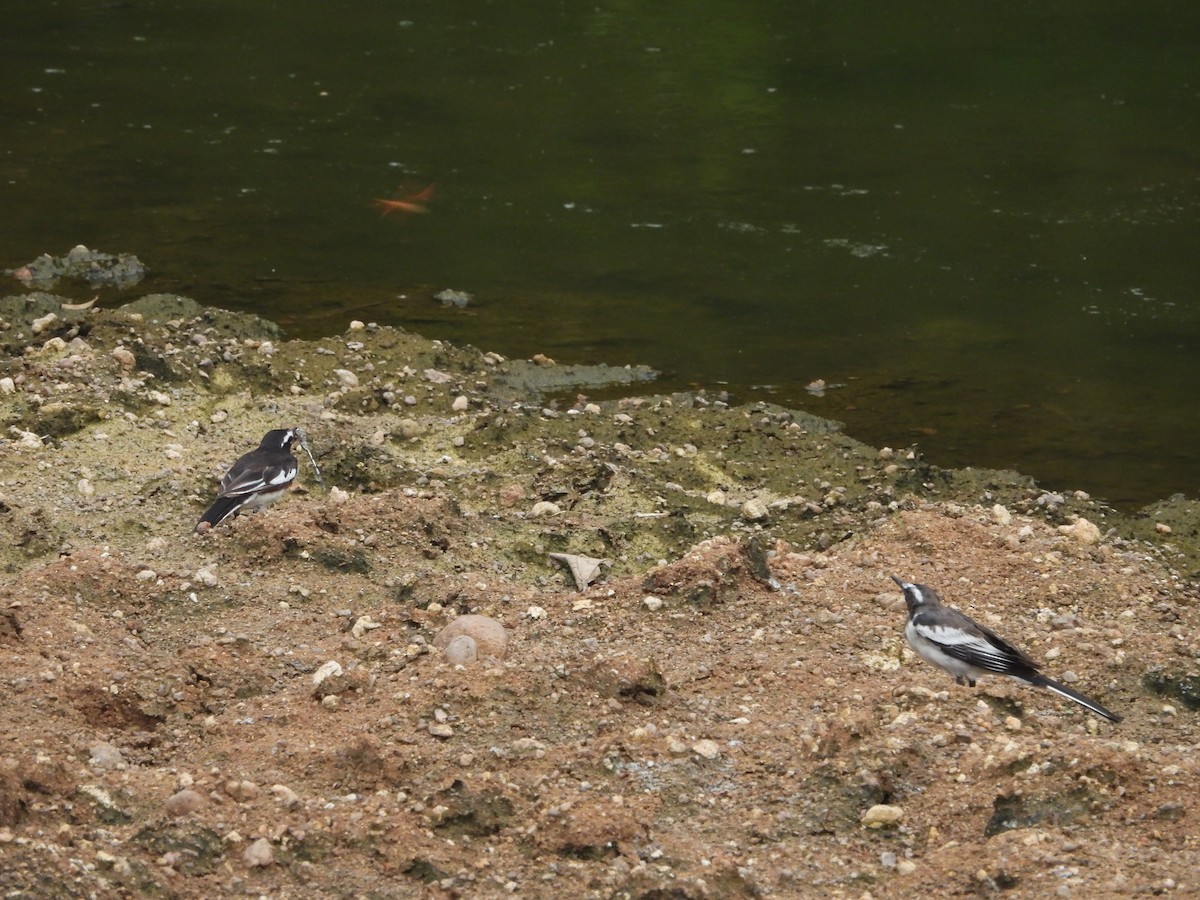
[4,1,1199,506]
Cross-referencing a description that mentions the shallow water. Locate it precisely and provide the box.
[4,1,1199,507]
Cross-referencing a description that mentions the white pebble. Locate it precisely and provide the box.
[741,498,769,520]
[312,660,344,686]
[452,395,469,411]
[643,596,664,611]
[0,377,14,394]
[31,312,59,334]
[862,804,904,828]
[242,837,274,868]
[991,504,1012,525]
[135,569,157,582]
[348,320,365,331]
[193,567,218,588]
[529,500,561,517]
[334,369,359,388]
[691,739,721,760]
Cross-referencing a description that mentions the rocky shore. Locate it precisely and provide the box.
[1,291,1198,898]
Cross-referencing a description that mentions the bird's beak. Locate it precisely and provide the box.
[889,574,908,589]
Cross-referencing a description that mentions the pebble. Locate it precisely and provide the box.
[89,741,125,769]
[135,569,157,582]
[643,596,664,611]
[193,567,218,588]
[1057,517,1101,545]
[706,490,727,506]
[31,312,59,334]
[348,320,365,331]
[434,615,508,660]
[428,722,454,738]
[271,784,299,807]
[991,504,1012,526]
[329,486,350,504]
[242,837,274,868]
[164,789,205,817]
[111,347,136,370]
[312,660,344,686]
[741,498,769,520]
[1155,522,1172,535]
[0,377,14,394]
[77,478,95,497]
[146,390,172,406]
[529,500,561,517]
[350,616,381,639]
[334,369,359,388]
[692,739,721,760]
[224,779,260,802]
[452,395,469,411]
[862,804,904,828]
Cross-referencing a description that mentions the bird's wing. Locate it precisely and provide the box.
[910,608,1038,676]
[218,459,297,498]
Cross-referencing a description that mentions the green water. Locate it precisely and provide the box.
[4,2,1199,507]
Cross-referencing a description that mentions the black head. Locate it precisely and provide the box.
[259,428,296,451]
[890,575,940,613]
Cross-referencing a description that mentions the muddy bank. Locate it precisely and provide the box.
[0,292,1197,898]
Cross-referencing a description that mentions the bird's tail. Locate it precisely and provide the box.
[1029,675,1122,723]
[196,496,242,532]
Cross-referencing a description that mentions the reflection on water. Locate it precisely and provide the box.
[3,1,1199,507]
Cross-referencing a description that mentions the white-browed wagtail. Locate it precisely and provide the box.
[195,428,298,532]
[891,575,1121,722]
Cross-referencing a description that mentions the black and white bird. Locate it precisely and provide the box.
[195,429,299,532]
[891,575,1121,723]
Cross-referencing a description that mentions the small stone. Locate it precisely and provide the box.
[329,486,350,504]
[146,390,172,406]
[691,739,721,760]
[526,606,547,620]
[434,615,508,660]
[862,804,904,828]
[643,596,664,611]
[741,498,769,520]
[193,567,218,588]
[89,742,125,769]
[991,504,1012,526]
[312,660,344,686]
[109,347,138,373]
[165,789,205,817]
[896,860,917,875]
[1057,517,1101,545]
[271,784,299,807]
[135,569,157,582]
[1004,716,1022,731]
[348,320,365,331]
[334,369,359,388]
[0,377,14,395]
[428,722,454,738]
[77,478,95,497]
[242,837,274,868]
[530,500,561,518]
[351,616,381,639]
[224,779,260,802]
[452,395,469,412]
[32,312,59,334]
[1155,522,1172,535]
[706,490,727,506]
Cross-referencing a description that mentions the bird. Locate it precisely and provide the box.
[890,575,1121,722]
[195,429,299,532]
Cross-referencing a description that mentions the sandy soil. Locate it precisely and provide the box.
[1,293,1198,899]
